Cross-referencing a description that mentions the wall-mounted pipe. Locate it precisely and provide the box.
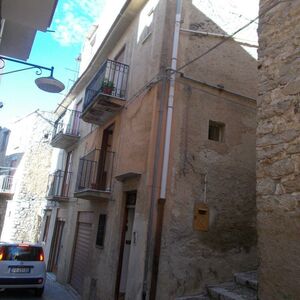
[160,0,182,200]
[142,1,183,299]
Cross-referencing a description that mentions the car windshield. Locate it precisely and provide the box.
[0,245,42,261]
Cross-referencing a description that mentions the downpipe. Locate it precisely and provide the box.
[142,0,182,299]
[160,0,182,200]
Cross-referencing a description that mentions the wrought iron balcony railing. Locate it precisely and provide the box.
[46,170,71,200]
[0,175,13,193]
[52,109,81,138]
[75,149,115,194]
[0,167,15,199]
[83,59,129,111]
[50,109,81,149]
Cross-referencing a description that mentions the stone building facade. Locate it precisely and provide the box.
[42,1,258,299]
[1,111,53,243]
[257,1,300,299]
[0,127,11,236]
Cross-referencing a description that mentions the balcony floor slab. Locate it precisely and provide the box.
[74,189,111,201]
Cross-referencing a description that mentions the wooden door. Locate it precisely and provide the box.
[115,192,136,299]
[61,151,72,197]
[97,124,114,190]
[48,219,65,273]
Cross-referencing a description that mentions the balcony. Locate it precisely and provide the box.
[81,59,129,125]
[46,170,71,202]
[0,168,14,200]
[74,149,114,201]
[50,110,80,149]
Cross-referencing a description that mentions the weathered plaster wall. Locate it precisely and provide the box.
[180,0,258,99]
[155,1,258,298]
[257,1,300,299]
[50,1,170,298]
[46,1,259,299]
[156,81,257,299]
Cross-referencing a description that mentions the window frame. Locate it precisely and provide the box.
[208,120,225,142]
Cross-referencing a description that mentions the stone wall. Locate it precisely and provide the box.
[1,112,53,243]
[257,0,300,299]
[0,200,8,237]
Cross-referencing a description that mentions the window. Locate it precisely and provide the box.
[0,245,44,261]
[208,120,225,142]
[96,214,107,247]
[137,1,157,43]
[0,130,9,151]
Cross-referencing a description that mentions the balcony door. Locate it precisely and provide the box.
[97,124,114,190]
[71,101,81,135]
[113,47,127,98]
[61,151,72,197]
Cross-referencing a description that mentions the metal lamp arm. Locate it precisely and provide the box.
[0,55,54,77]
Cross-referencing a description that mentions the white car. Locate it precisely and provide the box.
[0,242,46,296]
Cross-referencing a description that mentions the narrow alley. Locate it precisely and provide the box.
[0,274,79,300]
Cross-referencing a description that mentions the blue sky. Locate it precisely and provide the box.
[0,0,106,128]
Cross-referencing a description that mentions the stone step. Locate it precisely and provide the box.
[207,282,257,300]
[176,294,210,300]
[234,271,258,291]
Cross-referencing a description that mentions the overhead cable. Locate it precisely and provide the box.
[176,0,289,72]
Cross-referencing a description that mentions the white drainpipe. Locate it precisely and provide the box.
[143,2,183,298]
[160,0,182,199]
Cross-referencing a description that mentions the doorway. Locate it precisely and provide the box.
[115,191,136,299]
[70,212,93,295]
[61,151,72,197]
[97,124,114,190]
[48,219,65,273]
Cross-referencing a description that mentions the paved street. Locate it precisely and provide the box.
[0,274,80,300]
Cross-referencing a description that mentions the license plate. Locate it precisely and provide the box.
[10,267,30,273]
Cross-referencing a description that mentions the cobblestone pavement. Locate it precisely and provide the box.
[0,273,80,300]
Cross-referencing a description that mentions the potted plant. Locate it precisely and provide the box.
[101,79,114,95]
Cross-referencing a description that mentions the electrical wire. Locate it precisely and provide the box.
[177,79,257,113]
[176,0,289,73]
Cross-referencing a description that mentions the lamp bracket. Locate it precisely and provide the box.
[0,55,54,77]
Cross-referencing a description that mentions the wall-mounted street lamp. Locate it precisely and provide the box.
[0,55,65,93]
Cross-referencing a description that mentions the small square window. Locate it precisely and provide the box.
[208,120,225,142]
[96,214,107,247]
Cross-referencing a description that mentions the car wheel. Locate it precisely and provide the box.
[35,287,44,297]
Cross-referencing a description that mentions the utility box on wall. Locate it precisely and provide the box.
[193,203,209,231]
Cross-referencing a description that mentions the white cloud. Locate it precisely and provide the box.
[52,0,106,46]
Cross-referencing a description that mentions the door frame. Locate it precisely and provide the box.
[97,123,114,189]
[48,218,65,273]
[115,191,136,299]
[68,211,94,294]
